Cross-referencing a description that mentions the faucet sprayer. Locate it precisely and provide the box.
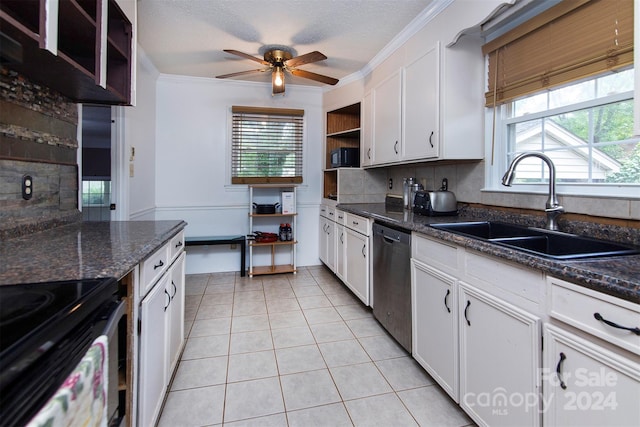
[502,151,564,231]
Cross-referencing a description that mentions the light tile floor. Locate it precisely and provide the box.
[158,266,474,427]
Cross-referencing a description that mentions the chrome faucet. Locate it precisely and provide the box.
[502,152,564,231]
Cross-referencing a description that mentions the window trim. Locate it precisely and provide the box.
[229,106,304,185]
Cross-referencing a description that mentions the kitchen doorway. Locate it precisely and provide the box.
[81,105,113,221]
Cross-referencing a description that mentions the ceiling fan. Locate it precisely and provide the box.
[216,47,339,95]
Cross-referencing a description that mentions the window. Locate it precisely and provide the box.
[504,69,638,185]
[231,106,304,184]
[483,0,638,196]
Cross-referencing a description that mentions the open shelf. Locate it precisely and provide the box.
[248,185,297,277]
[252,264,297,275]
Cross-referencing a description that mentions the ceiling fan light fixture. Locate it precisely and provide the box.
[272,66,285,95]
[274,66,284,87]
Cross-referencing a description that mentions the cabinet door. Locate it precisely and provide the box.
[326,219,336,272]
[336,224,346,281]
[345,228,369,306]
[138,273,170,427]
[361,92,373,167]
[543,324,640,427]
[319,216,329,265]
[411,260,458,401]
[372,70,402,165]
[167,252,185,374]
[459,282,541,427]
[403,43,439,160]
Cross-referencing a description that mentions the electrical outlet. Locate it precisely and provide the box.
[22,175,33,200]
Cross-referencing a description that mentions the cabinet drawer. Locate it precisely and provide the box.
[412,233,459,273]
[335,209,346,226]
[549,277,640,355]
[169,231,185,262]
[320,204,328,218]
[326,207,336,221]
[345,212,369,235]
[140,243,170,297]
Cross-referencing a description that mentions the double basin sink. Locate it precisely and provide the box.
[430,221,640,260]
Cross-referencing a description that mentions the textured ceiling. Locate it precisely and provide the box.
[137,0,435,87]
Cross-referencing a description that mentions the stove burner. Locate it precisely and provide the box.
[0,289,55,327]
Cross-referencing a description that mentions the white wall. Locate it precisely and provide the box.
[152,76,324,273]
[126,48,159,219]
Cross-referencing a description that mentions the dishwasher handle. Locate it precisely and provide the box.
[383,234,401,244]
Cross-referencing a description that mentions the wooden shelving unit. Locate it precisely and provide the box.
[324,103,362,200]
[248,185,297,276]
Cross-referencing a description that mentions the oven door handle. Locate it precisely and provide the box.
[103,300,126,337]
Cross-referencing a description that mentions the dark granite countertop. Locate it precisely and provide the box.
[337,203,640,304]
[0,220,187,285]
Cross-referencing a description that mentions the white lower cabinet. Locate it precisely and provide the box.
[138,239,185,427]
[318,206,370,306]
[345,227,369,305]
[138,273,169,427]
[319,213,336,272]
[411,259,458,400]
[336,223,346,280]
[411,232,542,427]
[459,282,541,427]
[542,324,640,427]
[167,252,185,374]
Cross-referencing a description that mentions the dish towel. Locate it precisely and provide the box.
[26,335,109,427]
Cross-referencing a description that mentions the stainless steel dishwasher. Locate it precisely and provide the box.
[372,222,412,352]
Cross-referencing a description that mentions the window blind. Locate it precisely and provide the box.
[483,0,633,107]
[231,106,304,184]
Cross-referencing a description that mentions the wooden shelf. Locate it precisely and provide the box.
[327,128,361,138]
[251,264,297,276]
[249,213,297,217]
[325,102,362,171]
[249,240,297,247]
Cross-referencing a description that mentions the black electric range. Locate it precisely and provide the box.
[0,277,119,426]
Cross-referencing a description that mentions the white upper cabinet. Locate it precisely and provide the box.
[403,42,440,161]
[361,92,374,167]
[372,70,403,165]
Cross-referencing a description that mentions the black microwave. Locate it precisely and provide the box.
[331,147,359,168]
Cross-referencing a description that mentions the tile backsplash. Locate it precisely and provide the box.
[0,67,80,239]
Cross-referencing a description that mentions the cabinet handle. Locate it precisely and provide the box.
[352,220,359,226]
[340,233,344,244]
[362,244,366,257]
[594,312,640,335]
[556,352,567,390]
[171,280,177,299]
[164,289,171,311]
[428,131,434,148]
[394,140,399,154]
[444,289,451,313]
[367,148,371,159]
[154,260,164,270]
[464,300,471,326]
[175,241,183,248]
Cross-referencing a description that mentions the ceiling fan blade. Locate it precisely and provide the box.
[285,51,327,68]
[289,68,339,85]
[223,49,270,65]
[216,68,268,79]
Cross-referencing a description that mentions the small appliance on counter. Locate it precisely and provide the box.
[413,178,458,216]
[330,147,359,168]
